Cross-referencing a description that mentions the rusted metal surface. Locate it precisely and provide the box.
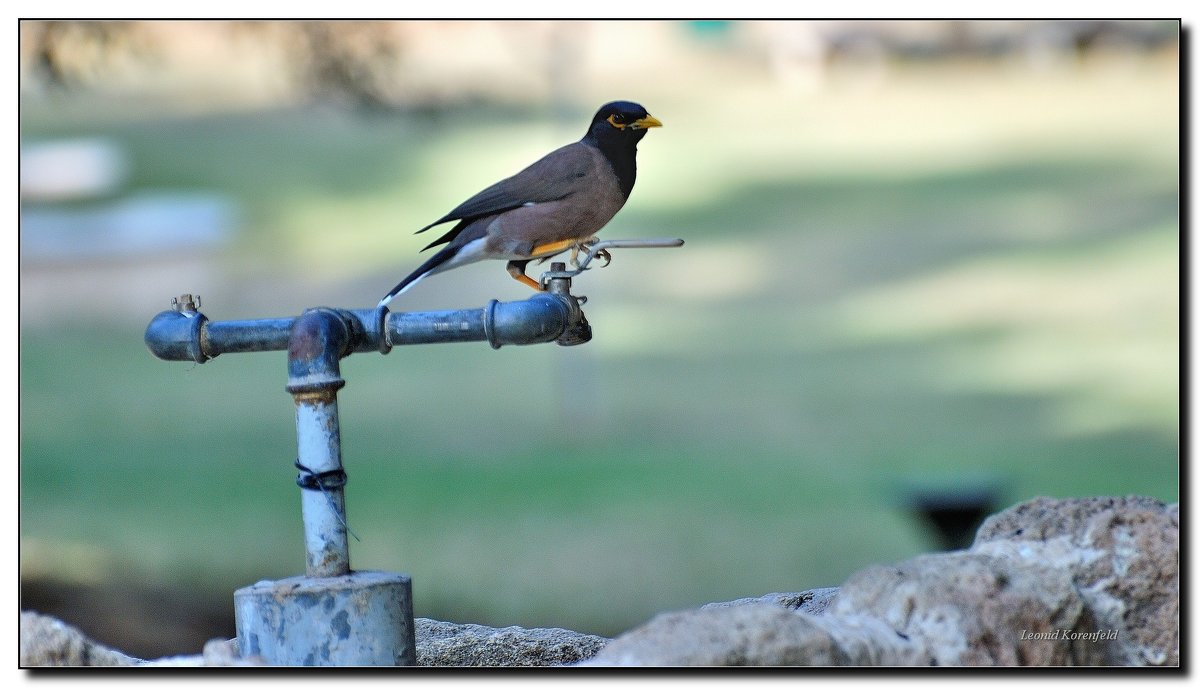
[235,571,415,666]
[285,310,353,579]
[293,399,350,578]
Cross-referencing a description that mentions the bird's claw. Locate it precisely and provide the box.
[569,239,596,269]
[570,239,611,270]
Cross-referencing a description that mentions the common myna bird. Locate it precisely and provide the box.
[377,101,662,309]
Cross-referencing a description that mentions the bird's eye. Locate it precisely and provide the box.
[607,113,626,128]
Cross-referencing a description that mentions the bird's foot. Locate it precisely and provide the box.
[570,238,611,269]
[569,239,594,268]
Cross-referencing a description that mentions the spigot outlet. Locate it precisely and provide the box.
[543,263,592,346]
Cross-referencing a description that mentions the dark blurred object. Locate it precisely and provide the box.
[21,576,234,660]
[903,479,1007,551]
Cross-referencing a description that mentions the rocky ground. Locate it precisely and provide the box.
[20,495,1178,667]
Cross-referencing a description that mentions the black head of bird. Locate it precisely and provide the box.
[377,100,662,309]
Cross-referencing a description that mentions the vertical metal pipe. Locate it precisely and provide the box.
[294,398,350,577]
[286,309,352,578]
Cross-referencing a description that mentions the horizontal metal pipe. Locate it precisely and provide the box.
[206,318,295,355]
[383,293,571,348]
[144,293,576,363]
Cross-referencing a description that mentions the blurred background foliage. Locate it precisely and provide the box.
[19,20,1179,658]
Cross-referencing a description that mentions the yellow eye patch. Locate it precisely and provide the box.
[606,114,627,129]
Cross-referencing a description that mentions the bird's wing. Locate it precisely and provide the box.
[416,142,595,234]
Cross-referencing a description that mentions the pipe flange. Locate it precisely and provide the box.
[483,299,501,350]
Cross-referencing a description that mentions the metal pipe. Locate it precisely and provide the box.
[287,308,352,578]
[206,318,294,355]
[380,293,571,349]
[145,293,578,363]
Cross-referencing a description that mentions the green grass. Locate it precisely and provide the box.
[20,55,1179,642]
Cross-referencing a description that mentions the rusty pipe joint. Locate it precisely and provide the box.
[544,262,592,346]
[286,308,354,400]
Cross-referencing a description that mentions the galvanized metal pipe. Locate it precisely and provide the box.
[144,292,577,363]
[235,572,415,665]
[287,308,352,578]
[205,318,295,355]
[382,292,572,348]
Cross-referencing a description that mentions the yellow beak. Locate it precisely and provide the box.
[630,115,663,130]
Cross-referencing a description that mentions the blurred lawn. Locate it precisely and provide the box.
[19,52,1178,646]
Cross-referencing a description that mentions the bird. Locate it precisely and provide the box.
[377,101,662,309]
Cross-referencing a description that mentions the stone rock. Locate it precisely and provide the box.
[701,587,839,615]
[581,495,1178,667]
[138,638,264,667]
[20,611,140,667]
[830,551,1106,665]
[415,618,608,667]
[580,604,917,666]
[973,495,1179,666]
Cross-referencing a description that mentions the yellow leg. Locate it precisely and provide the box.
[506,261,542,291]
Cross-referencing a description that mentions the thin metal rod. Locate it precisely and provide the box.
[575,238,684,271]
[537,238,686,284]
